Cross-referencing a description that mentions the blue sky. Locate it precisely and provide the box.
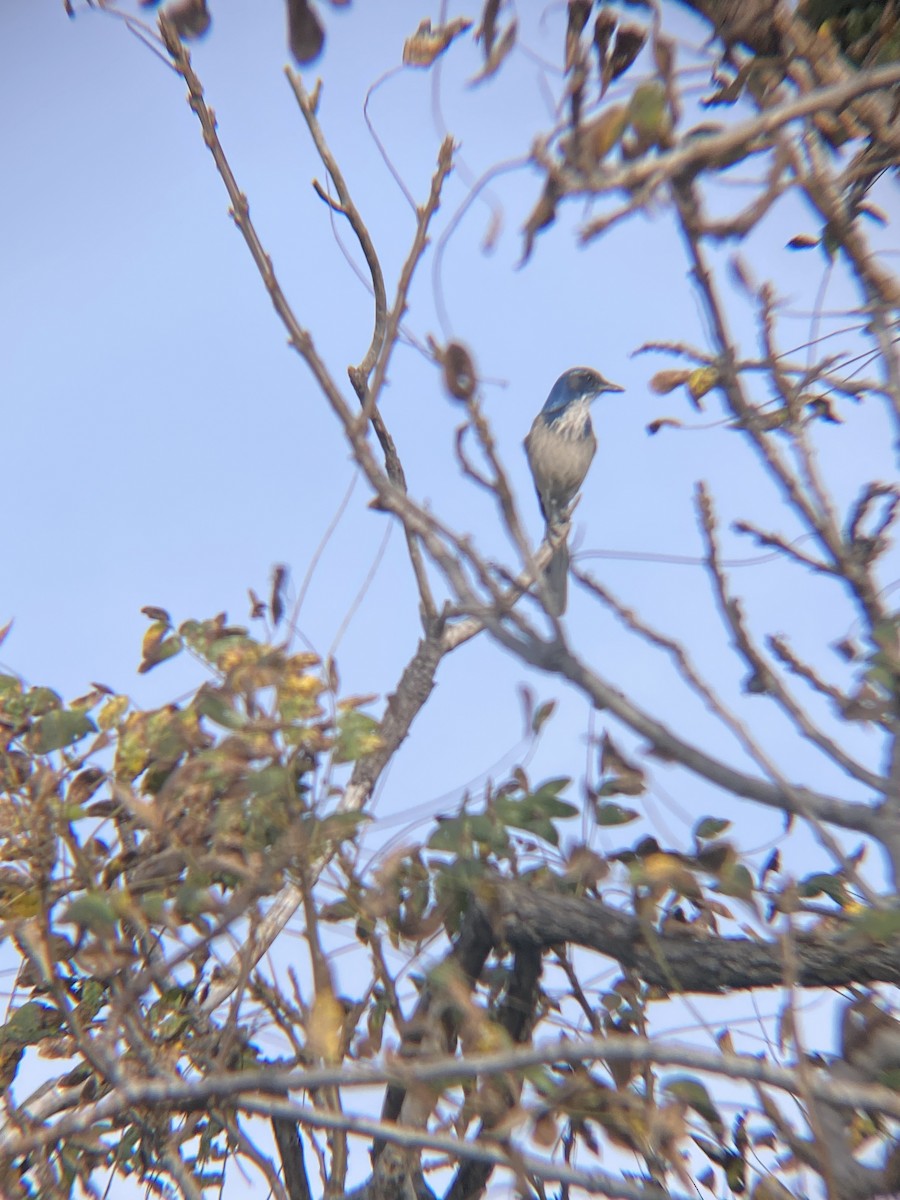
[3,0,898,1096]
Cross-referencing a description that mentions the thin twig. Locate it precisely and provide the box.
[14,1030,900,1156]
[698,486,885,794]
[285,68,387,385]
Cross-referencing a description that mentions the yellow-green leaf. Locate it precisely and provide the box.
[687,366,719,407]
[627,81,671,149]
[333,710,382,764]
[31,709,96,754]
[97,694,129,731]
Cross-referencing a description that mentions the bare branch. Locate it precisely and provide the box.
[14,1026,900,1156]
[285,68,387,384]
[697,485,886,795]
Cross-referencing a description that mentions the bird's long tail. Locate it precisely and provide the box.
[544,536,569,616]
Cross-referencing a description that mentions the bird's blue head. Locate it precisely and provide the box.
[541,366,624,419]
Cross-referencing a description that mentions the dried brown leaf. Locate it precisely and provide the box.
[752,1179,797,1200]
[167,0,210,38]
[653,33,675,79]
[520,174,561,265]
[141,606,171,624]
[566,0,593,72]
[603,24,646,93]
[649,369,691,395]
[563,106,629,171]
[593,10,617,93]
[646,417,683,435]
[476,0,501,59]
[270,564,288,626]
[287,0,324,63]
[599,732,646,796]
[787,233,820,250]
[404,18,473,68]
[441,341,478,401]
[532,1111,558,1147]
[469,20,516,83]
[248,588,266,620]
[565,845,610,888]
[806,395,843,424]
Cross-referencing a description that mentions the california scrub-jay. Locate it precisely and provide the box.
[525,366,624,615]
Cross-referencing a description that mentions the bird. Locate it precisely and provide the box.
[524,366,623,615]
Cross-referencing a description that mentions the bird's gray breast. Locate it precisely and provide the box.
[525,399,597,523]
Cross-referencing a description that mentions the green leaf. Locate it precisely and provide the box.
[0,1001,63,1047]
[522,817,561,845]
[175,883,215,918]
[694,817,732,841]
[492,789,577,846]
[319,810,370,836]
[866,663,896,692]
[528,779,577,818]
[0,674,21,698]
[62,893,118,934]
[664,1075,724,1136]
[531,776,571,798]
[138,892,167,923]
[428,817,468,852]
[196,686,247,730]
[870,617,900,651]
[595,802,639,826]
[532,699,556,734]
[428,812,508,855]
[31,709,97,753]
[433,857,488,931]
[26,686,63,716]
[716,863,755,905]
[799,871,849,906]
[332,710,382,764]
[206,633,250,666]
[247,764,295,800]
[75,979,106,1024]
[468,813,507,849]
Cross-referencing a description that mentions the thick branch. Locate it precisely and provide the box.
[487,878,900,992]
[341,632,446,812]
[443,943,543,1200]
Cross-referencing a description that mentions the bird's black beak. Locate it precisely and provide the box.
[595,377,624,395]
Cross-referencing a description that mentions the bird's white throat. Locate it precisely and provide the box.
[548,395,593,439]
